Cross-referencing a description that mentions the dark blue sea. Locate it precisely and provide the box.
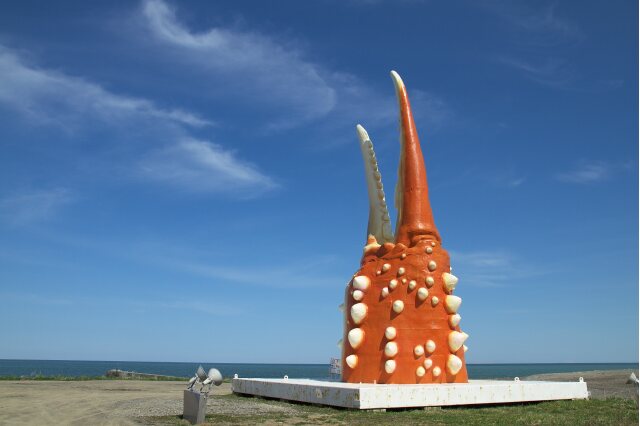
[0,359,637,380]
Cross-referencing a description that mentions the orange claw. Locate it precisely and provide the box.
[341,72,468,384]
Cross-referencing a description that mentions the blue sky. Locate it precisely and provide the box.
[0,0,637,364]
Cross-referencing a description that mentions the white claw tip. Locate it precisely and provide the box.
[390,70,404,90]
[416,366,426,377]
[432,366,442,377]
[356,124,369,142]
[392,300,404,313]
[414,345,425,357]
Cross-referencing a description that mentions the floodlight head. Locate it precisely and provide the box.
[207,368,223,386]
[196,365,207,381]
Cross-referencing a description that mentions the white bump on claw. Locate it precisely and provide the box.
[337,339,342,349]
[389,279,398,290]
[447,354,463,375]
[352,290,364,301]
[414,345,425,356]
[416,366,426,377]
[352,276,371,291]
[381,287,389,298]
[397,267,405,276]
[431,241,436,247]
[425,277,435,287]
[408,280,417,290]
[348,328,365,349]
[382,263,391,272]
[385,326,397,340]
[432,366,441,377]
[431,296,439,307]
[428,260,437,271]
[401,253,407,259]
[346,355,358,369]
[384,341,399,357]
[423,359,433,369]
[463,345,468,353]
[442,272,459,294]
[444,295,462,314]
[425,246,433,254]
[401,278,407,284]
[448,331,469,352]
[351,303,368,324]
[449,314,461,328]
[392,300,404,313]
[417,287,429,301]
[384,360,396,374]
[426,340,436,353]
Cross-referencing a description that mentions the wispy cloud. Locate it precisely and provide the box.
[450,250,540,287]
[0,44,213,129]
[128,299,243,316]
[138,138,278,194]
[0,43,277,198]
[497,56,574,88]
[140,0,336,128]
[0,188,74,225]
[483,2,582,46]
[168,255,344,288]
[137,0,450,133]
[555,161,610,184]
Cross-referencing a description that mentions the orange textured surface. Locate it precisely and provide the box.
[341,72,468,384]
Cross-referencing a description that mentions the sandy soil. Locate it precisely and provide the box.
[0,370,636,425]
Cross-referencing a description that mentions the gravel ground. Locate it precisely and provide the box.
[0,370,636,425]
[525,369,639,400]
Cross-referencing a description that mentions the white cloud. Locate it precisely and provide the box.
[497,56,574,88]
[138,0,449,133]
[138,138,277,194]
[450,250,539,288]
[483,2,582,45]
[0,45,213,129]
[141,0,336,126]
[0,188,74,225]
[555,161,610,184]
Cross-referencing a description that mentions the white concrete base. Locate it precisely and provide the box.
[232,378,588,409]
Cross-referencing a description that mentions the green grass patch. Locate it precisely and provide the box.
[148,397,638,425]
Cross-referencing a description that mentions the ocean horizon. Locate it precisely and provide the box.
[1,359,637,380]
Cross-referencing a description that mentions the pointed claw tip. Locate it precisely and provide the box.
[390,70,404,90]
[356,124,369,142]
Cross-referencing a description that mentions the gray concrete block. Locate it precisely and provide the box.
[183,389,207,424]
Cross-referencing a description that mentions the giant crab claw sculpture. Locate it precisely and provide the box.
[341,71,468,384]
